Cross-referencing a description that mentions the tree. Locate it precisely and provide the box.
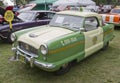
[107,0,112,4]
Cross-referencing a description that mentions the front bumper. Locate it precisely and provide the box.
[12,47,55,70]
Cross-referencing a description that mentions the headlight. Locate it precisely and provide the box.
[40,44,48,55]
[10,33,17,42]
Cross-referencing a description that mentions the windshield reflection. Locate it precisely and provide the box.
[110,9,120,14]
[18,12,36,22]
[49,14,84,31]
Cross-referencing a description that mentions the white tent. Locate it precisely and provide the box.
[0,0,15,6]
[53,0,96,7]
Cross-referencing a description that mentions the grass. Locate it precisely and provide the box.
[0,30,120,83]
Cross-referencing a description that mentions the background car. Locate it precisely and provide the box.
[0,10,55,43]
[16,3,36,13]
[101,5,112,13]
[101,8,120,27]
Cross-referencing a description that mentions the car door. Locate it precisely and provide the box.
[83,17,104,57]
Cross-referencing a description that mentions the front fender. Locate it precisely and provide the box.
[45,32,85,63]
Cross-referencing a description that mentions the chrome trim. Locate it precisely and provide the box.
[12,47,17,53]
[0,34,7,39]
[17,46,38,58]
[10,33,17,42]
[34,60,55,69]
[40,44,48,55]
[16,49,55,69]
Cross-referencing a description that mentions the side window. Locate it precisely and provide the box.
[47,12,55,19]
[36,12,47,20]
[84,17,99,31]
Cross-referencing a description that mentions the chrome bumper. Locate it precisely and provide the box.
[12,47,55,69]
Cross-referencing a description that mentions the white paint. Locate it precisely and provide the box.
[109,15,114,23]
[101,14,106,22]
[84,27,103,57]
[0,0,15,6]
[18,27,73,49]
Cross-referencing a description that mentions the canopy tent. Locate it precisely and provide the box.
[53,0,96,7]
[29,0,58,10]
[0,0,15,6]
[30,0,58,4]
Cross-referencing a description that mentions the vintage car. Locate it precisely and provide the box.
[17,3,36,13]
[12,11,114,75]
[0,10,55,43]
[101,5,112,13]
[101,8,120,27]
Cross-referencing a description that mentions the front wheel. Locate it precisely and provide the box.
[54,62,72,75]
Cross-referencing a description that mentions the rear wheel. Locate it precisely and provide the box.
[102,42,109,50]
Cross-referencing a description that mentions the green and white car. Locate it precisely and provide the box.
[12,11,114,75]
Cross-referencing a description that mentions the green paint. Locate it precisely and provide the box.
[12,11,114,72]
[102,24,114,46]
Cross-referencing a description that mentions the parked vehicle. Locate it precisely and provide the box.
[12,11,114,75]
[101,7,120,27]
[0,14,3,24]
[101,5,112,13]
[0,10,55,43]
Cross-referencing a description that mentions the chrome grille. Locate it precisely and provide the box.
[18,42,38,56]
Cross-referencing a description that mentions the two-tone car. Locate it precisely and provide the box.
[12,11,114,75]
[101,7,120,27]
[0,10,55,43]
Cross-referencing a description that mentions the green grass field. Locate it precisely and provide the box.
[0,30,120,83]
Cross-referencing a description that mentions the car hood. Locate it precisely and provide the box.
[18,26,73,49]
[101,13,120,16]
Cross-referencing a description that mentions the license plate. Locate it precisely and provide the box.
[18,54,26,63]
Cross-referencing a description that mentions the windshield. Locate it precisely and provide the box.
[17,12,36,22]
[49,14,84,31]
[110,9,120,14]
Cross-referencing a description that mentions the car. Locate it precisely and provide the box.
[85,5,99,12]
[101,8,120,27]
[0,10,55,43]
[101,5,112,13]
[16,3,36,13]
[12,11,114,75]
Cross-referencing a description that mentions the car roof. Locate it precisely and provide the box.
[112,8,120,10]
[23,10,55,13]
[57,10,101,19]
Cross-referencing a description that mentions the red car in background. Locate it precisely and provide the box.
[0,6,19,25]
